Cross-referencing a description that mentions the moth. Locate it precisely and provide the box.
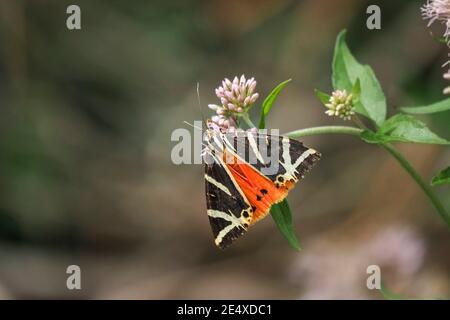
[203,127,321,249]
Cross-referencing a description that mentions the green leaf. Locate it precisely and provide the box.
[360,130,380,144]
[431,166,450,186]
[314,89,331,105]
[400,97,450,114]
[270,199,301,251]
[377,114,449,144]
[258,79,291,129]
[332,30,386,126]
[351,78,361,101]
[362,114,449,145]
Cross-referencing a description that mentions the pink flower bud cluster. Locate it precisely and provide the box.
[207,75,259,131]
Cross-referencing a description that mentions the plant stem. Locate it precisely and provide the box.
[285,125,362,138]
[241,113,256,128]
[380,143,450,228]
[284,125,449,228]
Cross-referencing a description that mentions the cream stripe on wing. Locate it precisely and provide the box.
[279,138,317,181]
[204,174,232,197]
[293,149,317,168]
[207,209,243,246]
[279,136,296,179]
[221,133,236,153]
[212,135,224,152]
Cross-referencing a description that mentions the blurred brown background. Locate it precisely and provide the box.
[0,0,449,299]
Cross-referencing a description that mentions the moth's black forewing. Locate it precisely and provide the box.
[224,132,321,183]
[286,138,321,179]
[204,152,250,249]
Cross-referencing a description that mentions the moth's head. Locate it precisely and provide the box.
[205,118,229,137]
[202,121,217,148]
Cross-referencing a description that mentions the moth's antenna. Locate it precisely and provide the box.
[196,82,208,129]
[183,120,203,131]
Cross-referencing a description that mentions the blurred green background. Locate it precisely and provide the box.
[0,0,449,299]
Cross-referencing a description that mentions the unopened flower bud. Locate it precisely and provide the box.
[324,89,355,121]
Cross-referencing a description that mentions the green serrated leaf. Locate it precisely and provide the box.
[332,30,386,126]
[400,97,450,114]
[376,114,449,145]
[258,79,291,129]
[431,166,450,186]
[314,89,331,105]
[270,199,301,251]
